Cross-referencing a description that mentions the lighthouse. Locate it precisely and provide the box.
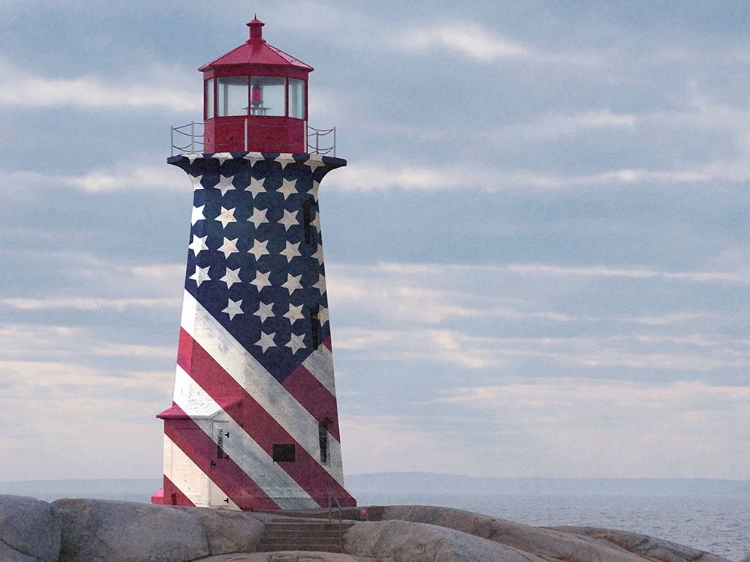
[153,17,356,511]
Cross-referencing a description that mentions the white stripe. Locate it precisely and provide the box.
[302,344,336,395]
[180,290,344,482]
[163,434,241,510]
[173,366,319,509]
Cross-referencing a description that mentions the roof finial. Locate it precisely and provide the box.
[247,15,265,43]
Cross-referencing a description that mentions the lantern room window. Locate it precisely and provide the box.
[289,78,305,119]
[218,76,249,117]
[250,76,285,116]
[205,78,215,119]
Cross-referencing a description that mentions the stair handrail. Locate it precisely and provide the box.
[327,487,344,547]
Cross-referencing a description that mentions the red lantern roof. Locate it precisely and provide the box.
[198,17,313,72]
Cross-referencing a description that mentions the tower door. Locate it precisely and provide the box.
[208,421,234,508]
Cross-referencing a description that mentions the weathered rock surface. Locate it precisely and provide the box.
[552,526,732,562]
[0,494,61,562]
[345,519,548,562]
[0,495,736,562]
[53,498,210,562]
[360,505,733,562]
[174,505,264,556]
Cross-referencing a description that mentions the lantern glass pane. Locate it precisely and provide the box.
[217,76,248,116]
[250,76,285,116]
[205,78,214,119]
[289,79,305,119]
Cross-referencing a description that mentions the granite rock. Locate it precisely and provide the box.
[53,498,209,562]
[345,519,549,562]
[175,505,264,555]
[0,494,61,562]
[552,526,731,562]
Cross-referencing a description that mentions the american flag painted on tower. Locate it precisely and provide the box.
[156,151,356,510]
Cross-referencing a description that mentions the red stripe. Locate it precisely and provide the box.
[165,407,279,510]
[177,328,355,506]
[162,475,195,507]
[282,364,340,441]
[322,336,332,351]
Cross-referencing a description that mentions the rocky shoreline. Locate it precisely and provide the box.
[1,494,746,562]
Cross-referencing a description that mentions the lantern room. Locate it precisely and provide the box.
[200,17,313,153]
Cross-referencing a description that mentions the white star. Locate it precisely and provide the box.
[191,205,205,226]
[222,298,244,320]
[214,174,236,196]
[278,209,299,231]
[243,152,265,166]
[254,301,275,323]
[248,239,269,260]
[189,265,211,287]
[282,273,303,295]
[221,267,242,289]
[309,180,320,202]
[256,331,276,353]
[213,152,233,164]
[247,177,266,198]
[304,154,326,172]
[312,245,324,265]
[317,305,329,326]
[188,234,209,256]
[218,237,239,259]
[216,207,237,228]
[275,153,296,169]
[311,211,321,232]
[280,241,301,262]
[189,174,203,190]
[286,333,307,354]
[250,270,272,292]
[313,274,327,295]
[284,303,305,324]
[278,178,298,199]
[248,208,269,228]
[186,154,201,163]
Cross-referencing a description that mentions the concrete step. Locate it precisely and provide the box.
[257,520,354,553]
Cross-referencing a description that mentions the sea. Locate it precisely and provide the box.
[1,475,748,561]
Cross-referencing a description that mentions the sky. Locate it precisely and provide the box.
[1,0,749,483]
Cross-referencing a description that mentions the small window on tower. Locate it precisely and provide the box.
[318,421,329,464]
[272,444,296,462]
[302,199,315,245]
[310,308,320,349]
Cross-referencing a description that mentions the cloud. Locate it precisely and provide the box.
[0,58,200,111]
[2,165,186,194]
[395,22,529,61]
[423,379,750,478]
[1,297,180,311]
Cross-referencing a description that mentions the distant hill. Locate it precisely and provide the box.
[1,473,748,504]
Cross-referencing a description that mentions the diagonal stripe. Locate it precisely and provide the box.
[282,364,341,441]
[175,333,353,504]
[164,432,243,510]
[164,419,270,510]
[172,366,320,509]
[301,341,336,395]
[162,475,196,507]
[180,290,344,481]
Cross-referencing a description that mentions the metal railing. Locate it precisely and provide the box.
[170,120,336,157]
[308,126,337,157]
[327,487,344,547]
[170,122,205,156]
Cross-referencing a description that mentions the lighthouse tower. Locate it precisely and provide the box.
[153,17,356,511]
